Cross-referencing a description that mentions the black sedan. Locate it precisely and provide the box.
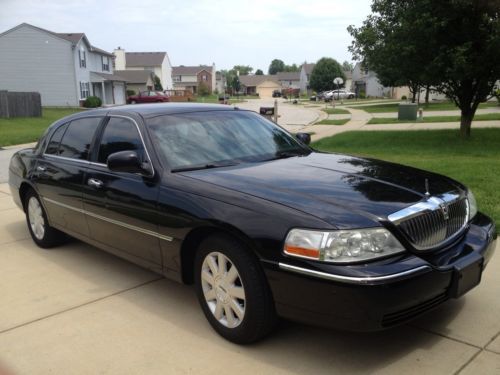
[9,103,497,344]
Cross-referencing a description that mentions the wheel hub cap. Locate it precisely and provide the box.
[28,197,45,240]
[201,252,246,328]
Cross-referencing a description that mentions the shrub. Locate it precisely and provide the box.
[83,96,102,108]
[359,90,366,99]
[126,89,136,96]
[198,82,210,97]
[494,89,500,106]
[401,95,407,100]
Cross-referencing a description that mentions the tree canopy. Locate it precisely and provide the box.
[255,69,264,75]
[309,58,346,92]
[348,0,500,137]
[268,59,300,74]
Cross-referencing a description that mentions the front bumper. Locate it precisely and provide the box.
[264,213,497,331]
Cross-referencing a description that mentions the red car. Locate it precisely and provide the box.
[127,91,170,104]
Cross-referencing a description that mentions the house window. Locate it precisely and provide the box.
[79,82,90,99]
[79,49,86,68]
[102,56,109,71]
[202,74,207,81]
[173,76,181,82]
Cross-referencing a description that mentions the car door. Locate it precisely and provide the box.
[82,115,162,269]
[34,116,103,237]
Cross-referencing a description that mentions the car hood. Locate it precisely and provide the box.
[180,152,465,229]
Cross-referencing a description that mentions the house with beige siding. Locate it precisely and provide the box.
[172,65,216,94]
[113,70,155,94]
[113,48,173,90]
[0,23,127,106]
[239,75,281,97]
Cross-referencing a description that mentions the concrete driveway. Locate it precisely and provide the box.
[0,183,499,374]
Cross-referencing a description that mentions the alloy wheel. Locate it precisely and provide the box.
[28,196,45,240]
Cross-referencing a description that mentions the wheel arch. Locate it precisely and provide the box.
[180,223,261,285]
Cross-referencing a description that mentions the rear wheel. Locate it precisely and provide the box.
[25,190,65,248]
[130,100,136,104]
[194,235,276,344]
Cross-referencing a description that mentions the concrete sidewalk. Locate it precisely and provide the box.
[0,182,499,374]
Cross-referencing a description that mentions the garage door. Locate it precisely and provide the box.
[113,83,126,105]
[257,80,282,98]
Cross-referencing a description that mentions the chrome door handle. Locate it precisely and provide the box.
[36,166,47,172]
[87,178,103,188]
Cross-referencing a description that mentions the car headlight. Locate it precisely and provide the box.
[284,228,405,263]
[467,190,478,220]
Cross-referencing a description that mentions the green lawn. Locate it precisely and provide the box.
[315,119,350,125]
[321,108,351,115]
[0,108,83,147]
[367,112,500,124]
[312,129,500,231]
[352,101,498,113]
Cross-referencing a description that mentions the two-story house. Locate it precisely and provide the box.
[299,63,315,94]
[171,65,216,94]
[352,62,391,98]
[276,72,301,90]
[113,48,173,91]
[0,23,127,106]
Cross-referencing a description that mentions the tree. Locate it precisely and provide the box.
[268,59,285,75]
[309,58,346,92]
[255,69,264,75]
[342,61,354,71]
[348,0,500,137]
[197,82,210,96]
[153,75,163,91]
[233,65,253,76]
[231,76,241,94]
[283,63,300,72]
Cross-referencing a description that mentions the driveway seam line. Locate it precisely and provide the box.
[408,324,482,349]
[0,277,164,336]
[454,348,482,375]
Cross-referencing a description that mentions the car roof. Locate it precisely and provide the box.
[57,103,243,124]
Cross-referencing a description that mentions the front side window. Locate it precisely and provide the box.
[147,111,308,170]
[98,117,144,164]
[45,123,69,155]
[58,117,101,160]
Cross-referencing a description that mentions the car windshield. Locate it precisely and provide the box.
[147,110,310,170]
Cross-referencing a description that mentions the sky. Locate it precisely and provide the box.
[0,0,373,71]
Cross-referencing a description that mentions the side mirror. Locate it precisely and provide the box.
[296,132,311,145]
[107,150,153,176]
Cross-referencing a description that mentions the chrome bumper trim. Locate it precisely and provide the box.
[278,263,431,285]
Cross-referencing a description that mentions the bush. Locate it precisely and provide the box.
[83,96,102,108]
[359,90,366,99]
[401,95,407,100]
[126,89,136,96]
[494,89,500,106]
[198,82,210,97]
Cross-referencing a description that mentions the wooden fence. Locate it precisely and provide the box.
[0,91,42,118]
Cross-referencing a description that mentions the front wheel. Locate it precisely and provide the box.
[194,235,276,344]
[25,190,65,248]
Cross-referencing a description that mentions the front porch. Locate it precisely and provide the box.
[90,72,128,105]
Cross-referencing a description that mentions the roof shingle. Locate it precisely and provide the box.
[125,52,166,67]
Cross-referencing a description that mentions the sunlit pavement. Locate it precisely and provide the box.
[0,182,499,374]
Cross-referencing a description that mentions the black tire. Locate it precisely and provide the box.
[194,235,276,344]
[24,189,65,248]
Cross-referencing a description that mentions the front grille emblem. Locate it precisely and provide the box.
[440,203,450,220]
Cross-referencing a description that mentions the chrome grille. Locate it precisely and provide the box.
[388,193,469,250]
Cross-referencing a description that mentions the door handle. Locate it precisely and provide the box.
[36,166,47,172]
[87,178,104,188]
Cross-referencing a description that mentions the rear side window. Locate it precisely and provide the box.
[45,123,69,155]
[58,117,101,160]
[97,117,144,163]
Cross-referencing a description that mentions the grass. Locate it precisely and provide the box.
[367,113,500,124]
[0,108,83,147]
[321,108,351,115]
[312,129,500,231]
[353,101,499,113]
[315,119,350,125]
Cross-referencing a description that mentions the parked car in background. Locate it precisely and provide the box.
[326,89,356,100]
[272,90,282,98]
[127,91,170,104]
[8,104,497,344]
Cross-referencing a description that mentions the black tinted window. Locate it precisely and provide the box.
[98,117,144,163]
[58,117,101,160]
[45,123,68,155]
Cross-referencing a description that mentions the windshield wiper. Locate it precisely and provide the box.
[262,150,310,162]
[171,162,239,173]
